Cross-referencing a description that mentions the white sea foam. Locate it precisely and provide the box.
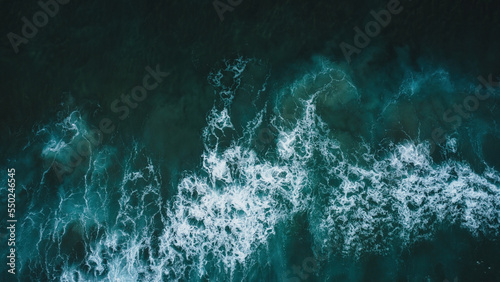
[19,57,500,281]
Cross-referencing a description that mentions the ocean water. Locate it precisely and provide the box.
[1,0,500,281]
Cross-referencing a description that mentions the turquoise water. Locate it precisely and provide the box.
[1,0,500,281]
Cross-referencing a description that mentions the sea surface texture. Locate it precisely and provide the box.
[1,0,500,281]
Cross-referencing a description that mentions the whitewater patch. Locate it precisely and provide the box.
[16,56,500,281]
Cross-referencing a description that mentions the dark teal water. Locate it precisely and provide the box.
[1,0,500,281]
